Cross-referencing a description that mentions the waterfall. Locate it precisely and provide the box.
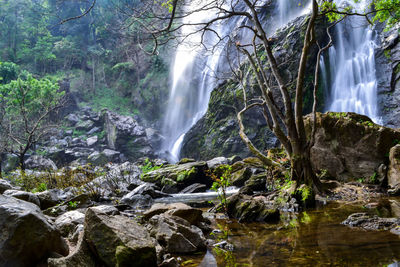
[323,0,381,123]
[161,0,311,162]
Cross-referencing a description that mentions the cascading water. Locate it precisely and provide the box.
[323,1,381,123]
[161,0,311,162]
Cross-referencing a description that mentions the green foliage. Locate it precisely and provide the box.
[140,159,162,175]
[209,165,232,214]
[32,182,48,193]
[68,201,78,209]
[0,62,20,84]
[372,0,400,30]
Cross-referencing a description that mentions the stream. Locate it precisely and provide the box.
[179,198,400,266]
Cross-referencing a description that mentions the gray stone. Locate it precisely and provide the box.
[86,135,98,147]
[55,210,85,236]
[75,120,95,131]
[87,126,101,135]
[66,114,79,125]
[206,157,229,169]
[3,189,41,207]
[84,207,157,267]
[148,214,206,253]
[388,145,400,195]
[25,155,57,171]
[0,179,14,194]
[0,195,68,266]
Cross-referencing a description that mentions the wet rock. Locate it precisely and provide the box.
[148,214,206,253]
[226,193,280,223]
[0,195,68,266]
[388,145,400,195]
[0,179,14,193]
[213,241,234,251]
[342,212,400,232]
[305,112,400,182]
[84,207,157,267]
[55,210,85,236]
[242,172,267,192]
[141,161,211,193]
[179,183,207,194]
[159,257,179,267]
[25,155,58,170]
[3,189,41,207]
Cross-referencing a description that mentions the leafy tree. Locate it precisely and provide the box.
[0,74,65,170]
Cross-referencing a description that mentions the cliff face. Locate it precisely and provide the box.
[181,15,328,160]
[376,24,400,128]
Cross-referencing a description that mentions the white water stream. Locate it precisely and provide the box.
[161,0,311,162]
[323,0,381,123]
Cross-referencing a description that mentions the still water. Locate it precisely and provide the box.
[183,199,400,266]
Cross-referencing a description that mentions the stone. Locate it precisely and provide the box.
[36,189,74,210]
[0,179,14,193]
[342,212,400,232]
[75,120,95,131]
[91,205,120,215]
[148,214,206,253]
[143,203,204,225]
[206,157,229,169]
[25,155,57,170]
[84,207,157,267]
[55,210,85,236]
[141,161,211,192]
[0,195,68,266]
[388,145,400,195]
[48,231,96,267]
[226,193,280,223]
[103,110,154,160]
[120,193,154,209]
[179,183,207,194]
[3,189,41,207]
[87,126,101,135]
[304,112,400,182]
[231,167,252,187]
[86,135,98,147]
[66,113,79,125]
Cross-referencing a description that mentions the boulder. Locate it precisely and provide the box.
[226,193,280,223]
[179,183,207,194]
[55,210,85,236]
[75,120,95,131]
[86,135,98,147]
[143,203,203,225]
[141,161,211,193]
[0,179,14,193]
[36,189,74,210]
[24,155,57,171]
[305,112,400,182]
[342,212,400,233]
[148,214,206,253]
[48,231,96,267]
[84,207,157,267]
[3,189,41,207]
[206,157,229,169]
[103,110,154,160]
[66,113,79,126]
[388,144,400,195]
[0,195,68,266]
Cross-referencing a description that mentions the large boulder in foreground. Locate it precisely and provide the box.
[305,112,400,182]
[0,195,68,266]
[84,207,157,267]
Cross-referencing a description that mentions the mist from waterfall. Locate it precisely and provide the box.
[322,0,381,123]
[161,0,313,162]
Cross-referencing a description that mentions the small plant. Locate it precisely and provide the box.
[140,159,162,176]
[370,172,378,184]
[209,165,232,214]
[68,201,78,209]
[32,182,48,193]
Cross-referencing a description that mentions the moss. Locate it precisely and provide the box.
[384,49,392,59]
